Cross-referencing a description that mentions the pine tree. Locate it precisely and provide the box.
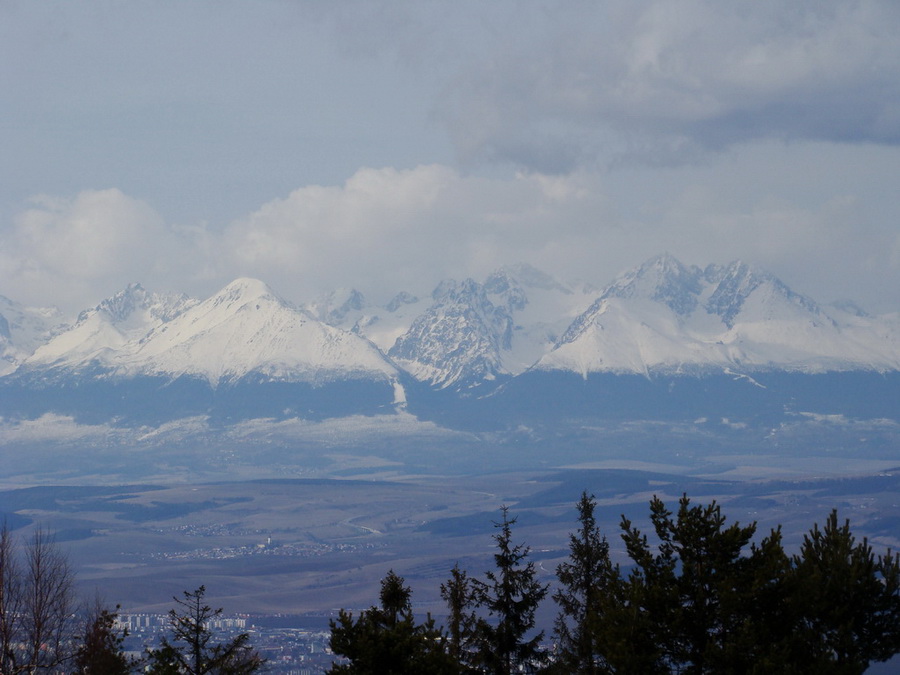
[791,510,900,673]
[601,495,761,673]
[551,492,614,674]
[329,570,458,674]
[472,506,549,675]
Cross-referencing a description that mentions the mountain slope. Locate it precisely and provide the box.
[113,278,399,387]
[389,278,512,389]
[4,279,404,425]
[26,283,196,373]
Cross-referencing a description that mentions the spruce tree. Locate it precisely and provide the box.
[601,495,761,673]
[441,562,478,669]
[551,492,614,675]
[472,506,549,675]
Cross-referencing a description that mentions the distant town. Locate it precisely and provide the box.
[117,613,338,674]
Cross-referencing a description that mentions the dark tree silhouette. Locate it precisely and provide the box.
[329,570,458,674]
[579,495,900,674]
[602,495,775,673]
[550,492,614,675]
[441,562,479,668]
[73,601,133,674]
[145,586,264,674]
[472,506,549,675]
[790,510,900,673]
[0,525,75,674]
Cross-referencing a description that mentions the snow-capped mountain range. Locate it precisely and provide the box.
[2,254,899,428]
[538,256,900,376]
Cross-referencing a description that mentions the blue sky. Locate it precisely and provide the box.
[3,0,900,314]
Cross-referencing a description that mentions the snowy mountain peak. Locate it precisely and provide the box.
[81,282,147,323]
[78,282,196,326]
[5,255,899,403]
[487,263,571,294]
[114,278,397,387]
[307,288,368,325]
[484,271,527,312]
[704,260,820,328]
[26,283,197,370]
[432,278,482,303]
[603,253,703,315]
[387,265,597,388]
[210,277,282,308]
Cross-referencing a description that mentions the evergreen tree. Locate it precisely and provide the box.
[145,586,264,674]
[472,506,549,675]
[73,602,134,674]
[790,510,900,673]
[583,495,900,673]
[599,495,765,674]
[440,563,478,669]
[551,492,614,675]
[719,525,799,672]
[329,570,458,674]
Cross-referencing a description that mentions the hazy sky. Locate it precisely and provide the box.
[3,0,900,314]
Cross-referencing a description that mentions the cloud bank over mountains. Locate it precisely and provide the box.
[2,1,899,314]
[436,1,900,169]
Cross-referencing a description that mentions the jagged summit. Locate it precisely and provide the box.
[387,265,596,389]
[702,261,821,328]
[79,282,145,323]
[385,291,419,313]
[15,278,399,391]
[485,263,572,301]
[539,254,900,376]
[116,279,397,387]
[600,253,702,315]
[26,284,196,370]
[390,277,511,389]
[79,282,197,324]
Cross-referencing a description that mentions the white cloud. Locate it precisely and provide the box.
[0,189,180,312]
[220,165,616,303]
[14,189,166,278]
[3,146,899,315]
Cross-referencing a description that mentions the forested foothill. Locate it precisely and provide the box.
[329,494,900,675]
